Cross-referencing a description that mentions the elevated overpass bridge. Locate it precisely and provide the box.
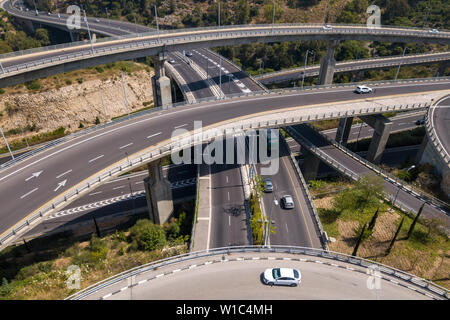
[0,78,448,251]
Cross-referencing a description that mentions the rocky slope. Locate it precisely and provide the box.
[0,69,154,146]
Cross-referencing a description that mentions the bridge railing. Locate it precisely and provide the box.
[2,76,446,172]
[304,122,450,213]
[0,22,449,68]
[255,52,450,80]
[0,97,441,251]
[64,245,449,300]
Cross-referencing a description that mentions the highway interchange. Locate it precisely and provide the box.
[0,0,449,300]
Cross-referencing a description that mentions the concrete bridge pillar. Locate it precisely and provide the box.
[144,159,174,225]
[359,114,393,164]
[318,40,339,85]
[302,149,320,181]
[335,117,354,146]
[69,31,80,42]
[151,52,173,109]
[415,134,429,164]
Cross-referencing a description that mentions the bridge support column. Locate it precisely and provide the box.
[144,159,173,225]
[359,114,393,164]
[318,40,339,85]
[415,134,429,164]
[69,31,80,42]
[335,117,354,146]
[151,52,173,109]
[302,149,320,181]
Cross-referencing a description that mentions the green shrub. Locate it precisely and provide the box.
[25,80,41,91]
[76,78,83,84]
[129,219,167,251]
[65,79,72,85]
[95,116,100,125]
[0,278,12,296]
[0,88,5,94]
[78,122,84,128]
[95,66,104,73]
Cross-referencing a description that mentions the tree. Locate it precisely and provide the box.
[385,217,404,255]
[263,2,282,24]
[34,28,50,46]
[235,0,250,24]
[352,223,367,256]
[129,219,167,251]
[406,203,424,239]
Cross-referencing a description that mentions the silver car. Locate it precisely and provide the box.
[281,195,294,209]
[354,85,372,94]
[263,178,273,193]
[262,268,301,286]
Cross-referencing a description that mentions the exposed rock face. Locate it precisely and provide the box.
[0,70,153,143]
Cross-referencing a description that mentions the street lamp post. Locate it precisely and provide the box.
[0,126,14,160]
[83,10,94,55]
[17,121,29,148]
[423,7,430,29]
[394,46,409,81]
[121,71,130,119]
[392,185,401,207]
[154,5,160,42]
[302,50,314,89]
[272,0,276,33]
[128,177,135,214]
[265,196,278,246]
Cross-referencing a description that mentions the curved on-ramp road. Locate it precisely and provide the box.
[68,247,448,300]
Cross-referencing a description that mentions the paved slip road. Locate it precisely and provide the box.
[84,252,434,300]
[0,81,448,241]
[291,123,450,230]
[256,139,322,248]
[431,96,450,159]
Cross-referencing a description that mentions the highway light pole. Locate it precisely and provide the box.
[271,0,275,33]
[105,8,110,26]
[128,177,135,214]
[154,5,160,42]
[121,71,131,119]
[83,10,94,55]
[0,126,14,160]
[17,121,29,148]
[394,46,409,81]
[302,50,314,89]
[423,7,430,29]
[265,196,278,247]
[133,13,138,33]
[0,62,5,74]
[227,73,233,92]
[101,94,108,122]
[392,185,401,207]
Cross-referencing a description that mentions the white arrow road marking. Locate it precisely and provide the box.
[20,188,38,199]
[119,143,133,150]
[25,171,43,181]
[54,179,67,192]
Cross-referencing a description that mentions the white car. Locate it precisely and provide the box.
[428,28,439,34]
[323,24,332,30]
[168,58,176,64]
[280,195,295,209]
[262,268,301,287]
[354,85,373,94]
[95,18,100,23]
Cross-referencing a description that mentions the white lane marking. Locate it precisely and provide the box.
[147,132,162,139]
[228,215,231,226]
[172,269,181,273]
[189,264,197,269]
[113,186,125,190]
[1,80,444,185]
[227,191,230,201]
[25,170,43,181]
[135,181,143,184]
[155,274,164,278]
[89,154,104,163]
[138,279,147,285]
[120,286,128,292]
[54,179,67,192]
[174,123,188,129]
[56,169,72,179]
[89,191,102,196]
[206,165,212,251]
[226,176,229,183]
[119,142,133,149]
[20,188,38,199]
[285,223,289,233]
[102,293,112,299]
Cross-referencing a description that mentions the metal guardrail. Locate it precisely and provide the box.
[0,23,449,75]
[2,76,444,172]
[255,52,450,81]
[425,98,450,166]
[285,125,431,218]
[305,122,450,213]
[0,81,445,250]
[64,245,449,300]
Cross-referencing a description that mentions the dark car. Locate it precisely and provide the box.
[415,119,425,125]
[185,51,193,57]
[263,178,273,192]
